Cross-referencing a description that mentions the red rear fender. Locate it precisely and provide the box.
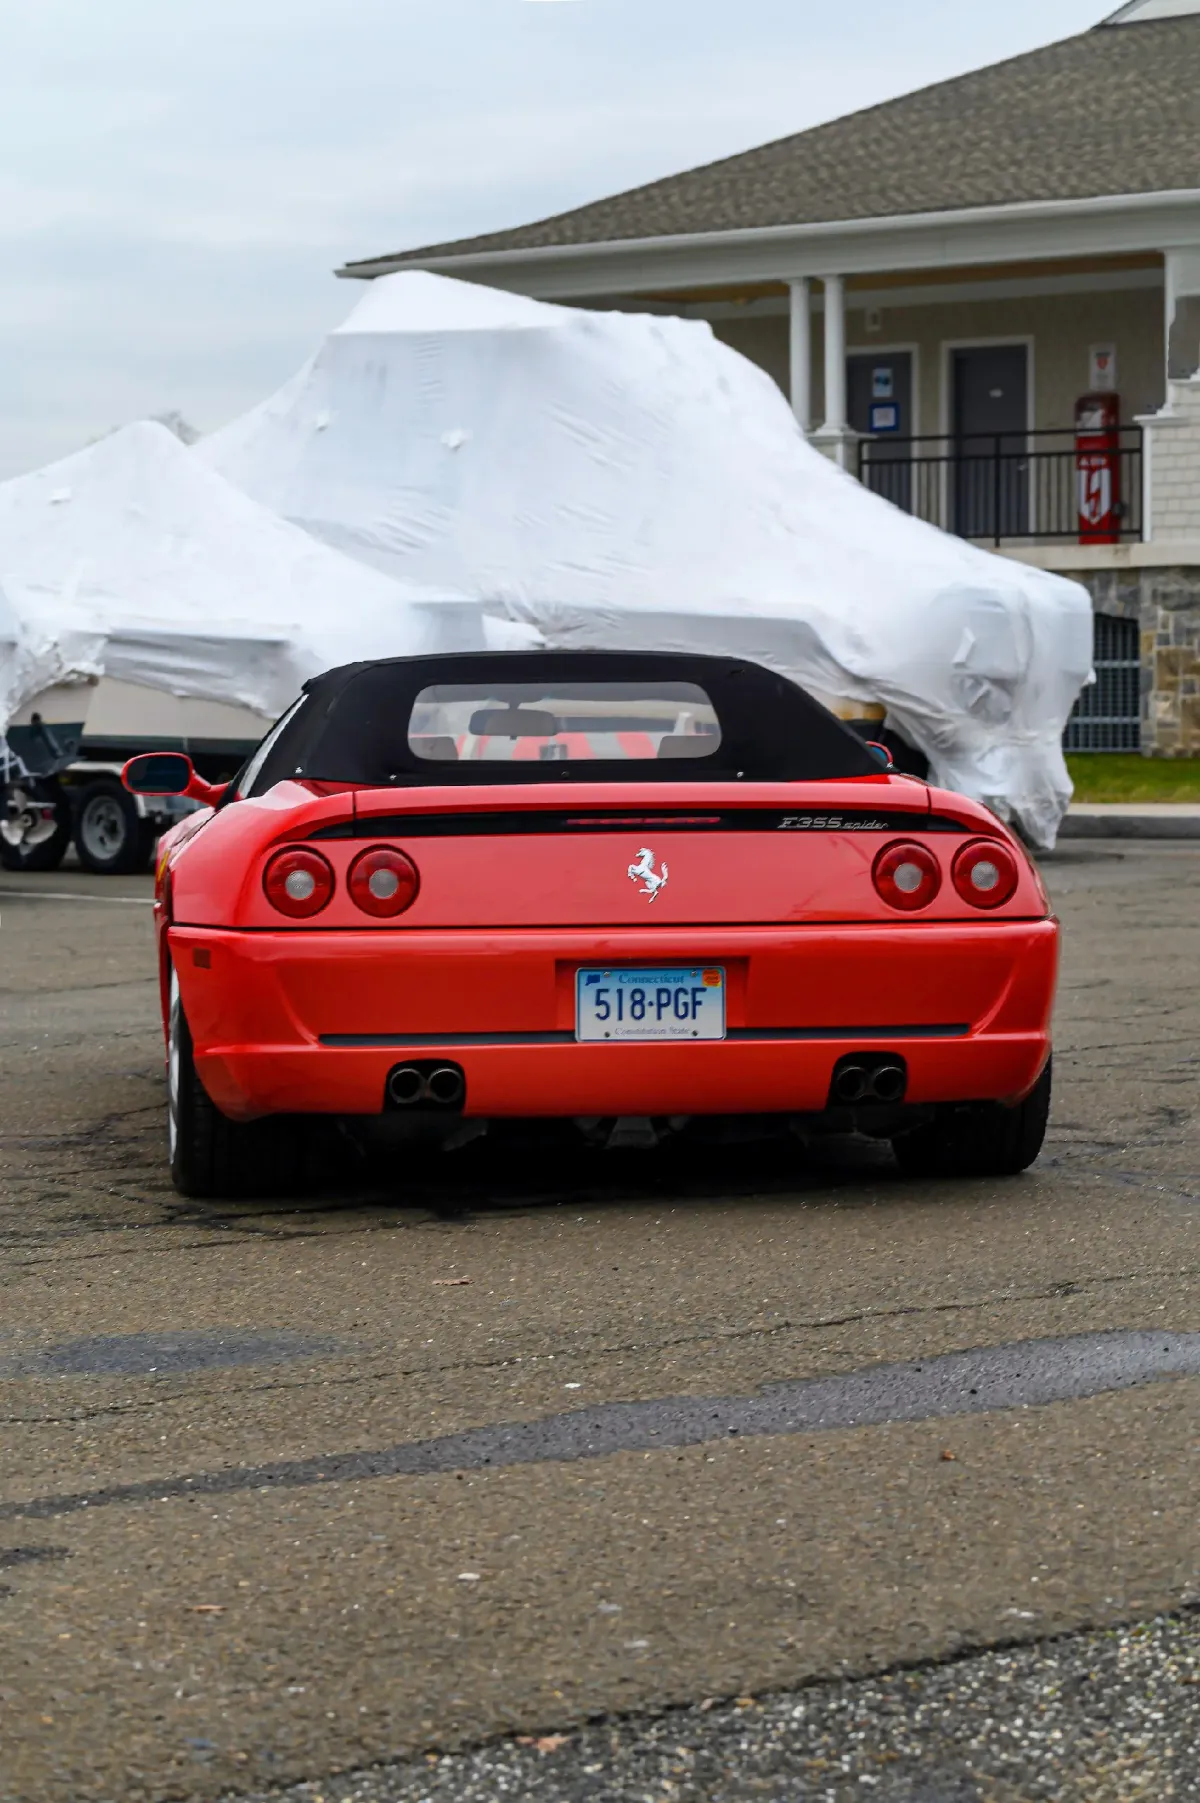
[165,783,365,923]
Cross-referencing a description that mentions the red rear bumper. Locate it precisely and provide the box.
[168,921,1057,1122]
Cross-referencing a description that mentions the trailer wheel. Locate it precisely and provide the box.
[0,786,72,872]
[74,778,154,875]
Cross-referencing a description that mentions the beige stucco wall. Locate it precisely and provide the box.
[710,284,1165,432]
[706,315,792,397]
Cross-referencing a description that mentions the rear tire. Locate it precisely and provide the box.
[892,1058,1052,1180]
[168,969,307,1199]
[74,779,154,876]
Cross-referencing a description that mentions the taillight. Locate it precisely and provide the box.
[952,839,1019,910]
[263,847,335,918]
[873,841,941,912]
[348,846,420,918]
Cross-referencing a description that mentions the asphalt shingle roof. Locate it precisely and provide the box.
[345,17,1200,270]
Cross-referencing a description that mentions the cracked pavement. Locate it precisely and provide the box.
[0,844,1198,1802]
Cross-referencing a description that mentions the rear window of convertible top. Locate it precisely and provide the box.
[408,681,721,765]
[243,655,880,790]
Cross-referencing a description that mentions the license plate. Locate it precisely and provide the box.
[575,967,726,1042]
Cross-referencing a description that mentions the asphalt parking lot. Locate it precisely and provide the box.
[1,843,1199,1803]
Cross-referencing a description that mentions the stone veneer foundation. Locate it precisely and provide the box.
[1075,566,1200,757]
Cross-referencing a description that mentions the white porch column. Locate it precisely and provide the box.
[1136,247,1200,547]
[787,277,812,430]
[1165,247,1200,384]
[821,274,847,431]
[810,273,857,469]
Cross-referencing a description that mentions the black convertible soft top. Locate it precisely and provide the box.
[247,651,881,791]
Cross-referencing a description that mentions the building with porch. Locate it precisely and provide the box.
[341,0,1200,756]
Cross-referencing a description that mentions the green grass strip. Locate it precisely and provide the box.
[1067,753,1200,803]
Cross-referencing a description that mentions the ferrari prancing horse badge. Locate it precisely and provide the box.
[627,847,668,903]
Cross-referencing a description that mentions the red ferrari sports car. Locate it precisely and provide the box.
[123,651,1056,1199]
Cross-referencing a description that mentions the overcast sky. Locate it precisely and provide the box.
[1,0,1108,478]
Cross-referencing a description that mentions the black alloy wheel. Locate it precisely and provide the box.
[167,968,308,1199]
[891,1058,1052,1180]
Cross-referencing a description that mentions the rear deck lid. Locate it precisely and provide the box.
[313,781,959,927]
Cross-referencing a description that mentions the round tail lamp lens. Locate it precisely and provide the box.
[952,839,1019,910]
[263,847,335,918]
[873,841,942,911]
[348,846,420,918]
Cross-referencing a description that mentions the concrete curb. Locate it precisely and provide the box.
[1060,806,1200,840]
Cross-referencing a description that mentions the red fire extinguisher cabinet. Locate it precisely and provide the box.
[1076,393,1121,545]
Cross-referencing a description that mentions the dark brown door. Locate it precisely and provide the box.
[952,345,1029,540]
[848,352,912,511]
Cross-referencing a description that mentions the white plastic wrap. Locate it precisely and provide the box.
[0,420,536,743]
[202,272,1093,845]
[0,576,105,756]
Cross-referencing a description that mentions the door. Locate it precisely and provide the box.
[952,345,1029,540]
[848,352,912,511]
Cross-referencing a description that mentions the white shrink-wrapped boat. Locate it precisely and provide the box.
[202,271,1093,847]
[0,421,532,872]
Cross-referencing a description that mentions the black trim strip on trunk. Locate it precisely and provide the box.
[730,1025,969,1041]
[309,809,970,841]
[318,1025,970,1048]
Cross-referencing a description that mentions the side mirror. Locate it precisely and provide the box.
[865,741,895,770]
[123,753,192,795]
[122,753,226,806]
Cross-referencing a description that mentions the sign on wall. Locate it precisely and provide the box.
[1089,344,1118,392]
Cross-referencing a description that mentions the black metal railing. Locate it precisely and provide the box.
[856,426,1143,546]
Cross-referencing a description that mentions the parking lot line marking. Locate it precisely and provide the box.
[0,888,154,906]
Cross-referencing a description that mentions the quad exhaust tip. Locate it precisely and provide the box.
[390,1054,905,1114]
[389,1066,427,1107]
[387,1063,466,1110]
[831,1056,908,1107]
[871,1063,907,1105]
[427,1066,466,1108]
[833,1064,872,1105]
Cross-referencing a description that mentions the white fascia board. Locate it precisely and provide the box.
[338,189,1200,297]
[667,263,1164,322]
